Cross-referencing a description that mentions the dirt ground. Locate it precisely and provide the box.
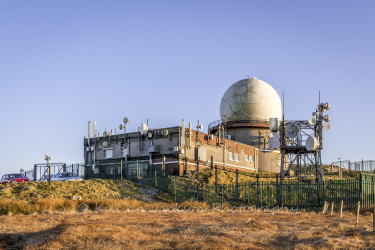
[1,208,375,249]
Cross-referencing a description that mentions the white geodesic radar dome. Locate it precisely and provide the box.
[220,78,282,122]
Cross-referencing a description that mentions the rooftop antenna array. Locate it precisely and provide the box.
[119,117,130,142]
[270,92,331,206]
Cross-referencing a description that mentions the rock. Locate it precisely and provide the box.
[70,196,82,200]
[21,186,35,190]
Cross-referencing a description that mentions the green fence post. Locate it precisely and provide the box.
[154,167,157,187]
[174,176,177,202]
[196,183,199,201]
[221,184,224,206]
[261,181,263,207]
[256,175,259,207]
[137,160,139,182]
[247,182,250,206]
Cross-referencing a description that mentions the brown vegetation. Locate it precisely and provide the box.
[1,207,374,249]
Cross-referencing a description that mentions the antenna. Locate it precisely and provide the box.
[308,118,316,126]
[305,136,319,151]
[323,123,330,130]
[285,123,300,138]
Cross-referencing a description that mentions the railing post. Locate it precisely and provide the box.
[137,160,139,182]
[235,169,238,201]
[215,166,218,193]
[247,181,250,206]
[221,184,224,206]
[256,174,259,207]
[174,176,177,202]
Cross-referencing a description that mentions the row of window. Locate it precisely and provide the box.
[229,152,254,162]
[103,148,128,159]
[102,149,254,163]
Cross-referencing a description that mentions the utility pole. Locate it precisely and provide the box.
[44,154,52,182]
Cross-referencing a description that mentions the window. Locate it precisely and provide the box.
[245,155,249,161]
[229,152,233,161]
[105,149,113,158]
[121,148,128,157]
[107,167,114,175]
[250,156,254,162]
[235,153,239,161]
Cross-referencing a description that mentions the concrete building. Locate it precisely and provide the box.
[83,77,282,177]
[83,124,259,179]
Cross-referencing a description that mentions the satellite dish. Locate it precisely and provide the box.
[198,124,203,130]
[285,124,300,139]
[103,131,108,137]
[269,137,280,150]
[103,141,109,147]
[324,103,331,110]
[269,118,279,132]
[324,115,331,122]
[308,118,316,126]
[305,136,319,151]
[272,132,280,141]
[123,117,129,123]
[119,124,123,130]
[323,123,330,131]
[161,129,168,136]
[269,138,275,150]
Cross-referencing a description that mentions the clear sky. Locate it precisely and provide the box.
[1,1,374,176]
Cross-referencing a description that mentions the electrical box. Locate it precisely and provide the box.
[195,147,207,161]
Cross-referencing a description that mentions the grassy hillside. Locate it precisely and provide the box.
[191,168,359,186]
[0,179,149,201]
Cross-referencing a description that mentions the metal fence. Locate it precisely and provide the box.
[25,163,85,181]
[152,173,375,211]
[91,162,375,211]
[331,159,375,172]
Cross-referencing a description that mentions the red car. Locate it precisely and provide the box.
[1,173,30,184]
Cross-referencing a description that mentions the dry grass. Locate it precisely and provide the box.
[0,208,374,249]
[193,168,358,186]
[0,179,143,201]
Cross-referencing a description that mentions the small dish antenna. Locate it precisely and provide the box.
[323,123,330,131]
[123,117,129,123]
[197,124,203,130]
[269,137,280,150]
[285,124,300,139]
[103,131,108,137]
[312,112,316,116]
[161,129,169,136]
[323,103,331,110]
[308,118,316,126]
[324,115,331,122]
[103,141,109,147]
[269,118,279,132]
[272,132,280,141]
[305,136,319,151]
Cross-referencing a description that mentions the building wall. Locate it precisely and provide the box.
[225,127,281,173]
[84,126,259,176]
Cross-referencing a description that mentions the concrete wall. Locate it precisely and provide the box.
[84,126,259,175]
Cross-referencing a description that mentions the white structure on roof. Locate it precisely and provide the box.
[220,78,282,122]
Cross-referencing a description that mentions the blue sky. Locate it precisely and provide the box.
[1,1,374,176]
